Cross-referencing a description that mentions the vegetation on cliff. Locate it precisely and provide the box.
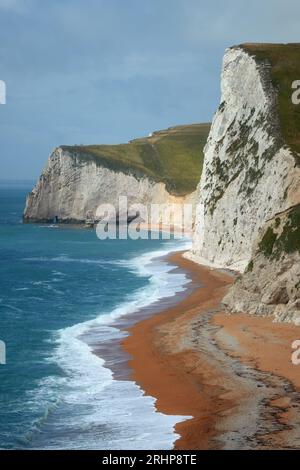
[242,43,300,158]
[61,123,210,196]
[258,204,300,259]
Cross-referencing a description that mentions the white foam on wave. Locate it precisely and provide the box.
[32,238,193,450]
[23,255,117,265]
[52,271,66,277]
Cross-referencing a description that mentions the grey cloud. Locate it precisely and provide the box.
[0,0,299,179]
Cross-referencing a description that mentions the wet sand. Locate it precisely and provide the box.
[122,252,300,449]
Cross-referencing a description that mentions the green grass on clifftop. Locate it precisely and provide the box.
[61,123,210,196]
[242,43,300,156]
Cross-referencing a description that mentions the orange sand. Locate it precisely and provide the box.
[122,252,300,449]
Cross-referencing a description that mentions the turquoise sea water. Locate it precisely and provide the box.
[0,182,191,449]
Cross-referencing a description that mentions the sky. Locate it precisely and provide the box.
[0,0,300,179]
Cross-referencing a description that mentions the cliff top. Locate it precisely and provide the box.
[239,43,300,157]
[60,123,210,196]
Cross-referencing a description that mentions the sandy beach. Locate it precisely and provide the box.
[122,251,300,450]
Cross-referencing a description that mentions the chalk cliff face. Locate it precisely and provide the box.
[188,44,300,323]
[24,146,197,224]
[189,46,300,271]
[24,123,209,225]
[223,204,300,323]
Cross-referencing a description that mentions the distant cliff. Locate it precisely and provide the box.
[188,44,300,323]
[24,123,210,224]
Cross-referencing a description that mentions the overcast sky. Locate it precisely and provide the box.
[0,0,300,179]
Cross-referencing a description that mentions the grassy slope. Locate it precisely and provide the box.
[241,43,300,156]
[61,123,210,196]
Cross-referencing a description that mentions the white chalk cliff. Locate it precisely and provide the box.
[24,147,196,226]
[188,45,300,323]
[188,47,300,271]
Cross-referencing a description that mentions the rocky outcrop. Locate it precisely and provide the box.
[24,146,196,226]
[223,204,300,323]
[187,44,300,323]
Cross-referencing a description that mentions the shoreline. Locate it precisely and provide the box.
[121,251,300,449]
[93,249,198,382]
[121,252,234,449]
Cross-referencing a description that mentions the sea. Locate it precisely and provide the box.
[0,181,192,450]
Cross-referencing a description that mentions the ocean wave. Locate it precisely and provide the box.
[23,255,119,266]
[29,238,192,450]
[0,303,24,313]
